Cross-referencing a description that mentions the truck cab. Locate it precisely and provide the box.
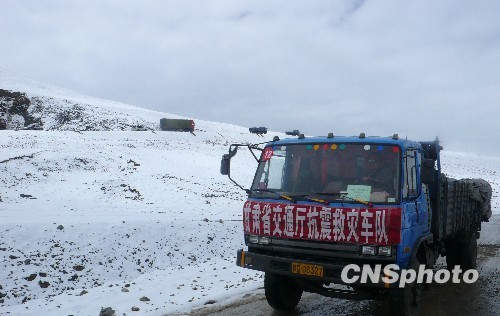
[221,134,489,315]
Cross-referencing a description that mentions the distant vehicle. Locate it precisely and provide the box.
[160,118,195,132]
[285,129,300,136]
[0,118,6,130]
[249,127,267,135]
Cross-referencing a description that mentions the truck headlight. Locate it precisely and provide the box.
[246,234,271,245]
[247,235,259,244]
[378,246,392,256]
[259,236,270,245]
[362,246,377,255]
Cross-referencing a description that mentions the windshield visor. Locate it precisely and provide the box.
[250,143,401,204]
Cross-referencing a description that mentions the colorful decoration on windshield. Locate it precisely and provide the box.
[313,144,320,150]
[331,144,338,150]
[364,145,371,150]
[339,144,346,150]
[306,145,313,150]
[377,145,384,151]
[392,146,400,153]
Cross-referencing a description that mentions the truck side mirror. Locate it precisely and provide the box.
[421,159,435,184]
[220,154,230,175]
[220,146,239,175]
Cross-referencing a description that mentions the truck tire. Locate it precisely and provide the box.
[460,232,478,270]
[445,241,461,271]
[389,256,422,316]
[264,273,302,311]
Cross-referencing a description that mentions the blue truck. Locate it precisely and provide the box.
[285,129,300,136]
[220,134,492,315]
[249,126,268,135]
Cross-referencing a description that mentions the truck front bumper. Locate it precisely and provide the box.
[236,249,397,289]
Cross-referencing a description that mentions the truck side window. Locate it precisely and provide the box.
[403,149,418,199]
[267,156,286,189]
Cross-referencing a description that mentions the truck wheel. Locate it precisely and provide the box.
[460,232,478,270]
[389,256,422,316]
[445,241,461,271]
[264,273,302,311]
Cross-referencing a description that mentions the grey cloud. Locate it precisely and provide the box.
[1,0,499,155]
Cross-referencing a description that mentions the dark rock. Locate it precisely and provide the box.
[57,225,64,230]
[99,307,116,316]
[204,300,217,305]
[24,273,37,281]
[139,296,150,302]
[39,272,47,277]
[73,265,85,271]
[131,306,140,311]
[8,255,18,260]
[38,280,50,288]
[20,194,33,198]
[0,89,42,128]
[24,259,31,265]
[79,290,88,296]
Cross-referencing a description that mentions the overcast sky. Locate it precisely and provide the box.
[1,0,499,156]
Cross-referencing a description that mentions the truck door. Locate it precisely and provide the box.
[403,149,430,232]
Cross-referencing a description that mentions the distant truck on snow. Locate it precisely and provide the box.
[249,127,267,135]
[220,134,492,316]
[285,129,300,136]
[160,118,195,132]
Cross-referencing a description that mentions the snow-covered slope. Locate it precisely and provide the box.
[0,71,287,315]
[0,130,270,315]
[0,68,247,133]
[0,72,498,315]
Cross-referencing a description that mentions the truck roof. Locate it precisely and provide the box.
[269,135,423,151]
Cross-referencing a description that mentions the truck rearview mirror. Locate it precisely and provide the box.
[220,154,230,175]
[421,159,435,184]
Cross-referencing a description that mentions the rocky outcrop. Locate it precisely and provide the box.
[0,89,43,129]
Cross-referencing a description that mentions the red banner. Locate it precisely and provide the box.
[243,201,402,245]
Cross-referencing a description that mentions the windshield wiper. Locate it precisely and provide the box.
[314,192,343,197]
[252,189,361,206]
[343,196,373,207]
[251,189,331,205]
[315,192,373,207]
[250,189,299,203]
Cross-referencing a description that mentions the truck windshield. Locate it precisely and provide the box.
[250,143,401,204]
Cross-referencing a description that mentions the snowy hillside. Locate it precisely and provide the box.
[0,130,271,316]
[0,72,498,315]
[1,69,198,131]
